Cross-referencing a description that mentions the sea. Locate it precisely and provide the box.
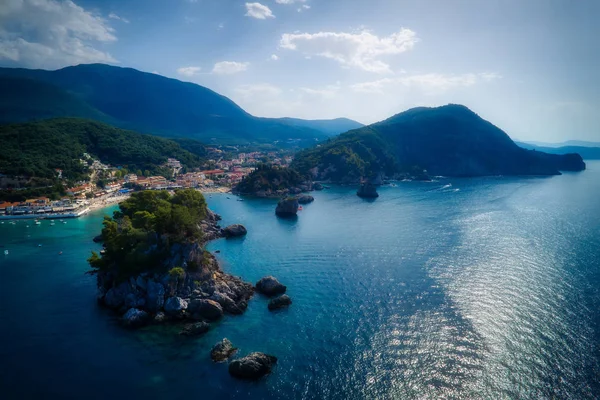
[1,161,599,400]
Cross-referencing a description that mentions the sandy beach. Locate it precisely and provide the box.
[87,194,132,212]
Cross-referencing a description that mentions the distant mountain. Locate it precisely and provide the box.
[0,118,206,182]
[273,117,364,136]
[516,142,600,160]
[522,140,600,148]
[0,64,361,145]
[292,104,586,181]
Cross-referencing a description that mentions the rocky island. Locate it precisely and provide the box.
[233,163,315,198]
[89,189,254,330]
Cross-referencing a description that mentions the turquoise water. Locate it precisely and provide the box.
[1,162,600,399]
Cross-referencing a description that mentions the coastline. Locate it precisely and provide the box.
[87,194,132,212]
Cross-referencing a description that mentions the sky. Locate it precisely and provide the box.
[0,0,599,142]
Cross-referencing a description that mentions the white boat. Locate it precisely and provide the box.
[3,250,8,255]
[50,223,55,226]
[35,220,41,225]
[63,221,67,224]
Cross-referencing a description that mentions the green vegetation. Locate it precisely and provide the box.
[292,104,585,179]
[292,128,397,182]
[0,118,206,184]
[0,63,360,144]
[169,267,185,279]
[88,189,207,278]
[234,164,306,194]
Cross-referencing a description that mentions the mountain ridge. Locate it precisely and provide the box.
[292,104,586,180]
[0,63,362,144]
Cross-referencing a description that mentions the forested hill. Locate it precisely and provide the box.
[0,63,361,145]
[292,104,586,181]
[0,118,206,181]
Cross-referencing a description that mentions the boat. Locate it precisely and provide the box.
[38,244,42,247]
[59,251,63,255]
[298,206,303,210]
[35,220,41,225]
[50,223,55,226]
[63,221,67,224]
[3,250,8,255]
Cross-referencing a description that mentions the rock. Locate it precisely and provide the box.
[180,322,210,336]
[228,352,278,380]
[122,308,150,328]
[135,276,147,292]
[313,183,324,191]
[154,311,167,323]
[357,182,379,198]
[145,280,165,313]
[210,338,237,362]
[297,194,314,205]
[222,224,248,238]
[268,295,292,311]
[93,234,103,243]
[188,299,223,321]
[255,276,286,297]
[164,296,188,317]
[275,197,299,217]
[103,281,129,309]
[210,293,241,315]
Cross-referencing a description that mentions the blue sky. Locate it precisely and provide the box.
[1,0,599,142]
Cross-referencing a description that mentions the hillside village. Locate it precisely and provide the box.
[0,147,293,218]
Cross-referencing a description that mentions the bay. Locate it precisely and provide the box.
[1,162,599,399]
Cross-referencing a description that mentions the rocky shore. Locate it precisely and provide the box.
[96,210,254,328]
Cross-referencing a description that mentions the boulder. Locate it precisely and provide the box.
[268,295,292,311]
[122,308,150,328]
[313,183,324,191]
[180,322,210,336]
[93,234,103,243]
[357,183,379,198]
[228,352,278,380]
[275,197,299,217]
[164,296,188,317]
[210,293,242,315]
[145,280,166,313]
[210,338,237,362]
[103,281,129,309]
[222,224,248,238]
[188,299,223,321]
[297,194,314,205]
[255,276,286,297]
[154,312,167,323]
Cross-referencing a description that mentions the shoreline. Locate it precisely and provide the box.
[87,194,132,213]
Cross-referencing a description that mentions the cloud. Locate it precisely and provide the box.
[275,0,307,3]
[298,5,311,12]
[300,84,340,99]
[0,0,117,69]
[212,61,249,74]
[108,12,129,24]
[177,66,202,77]
[350,72,501,94]
[236,83,282,98]
[270,54,279,61]
[280,29,418,73]
[245,2,275,19]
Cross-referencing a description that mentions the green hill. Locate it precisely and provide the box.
[0,64,361,145]
[0,118,206,181]
[292,105,586,180]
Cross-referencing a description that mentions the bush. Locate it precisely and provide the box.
[169,267,185,280]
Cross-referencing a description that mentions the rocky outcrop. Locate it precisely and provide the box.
[268,295,292,311]
[93,234,103,243]
[229,353,278,380]
[256,276,286,297]
[210,338,237,362]
[96,210,254,328]
[313,183,324,191]
[122,308,150,328]
[188,299,223,321]
[222,224,247,238]
[164,296,188,318]
[275,198,299,217]
[180,322,210,336]
[297,194,314,205]
[357,183,379,198]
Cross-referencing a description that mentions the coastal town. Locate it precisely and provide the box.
[0,147,293,219]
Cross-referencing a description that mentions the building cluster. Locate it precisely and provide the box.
[0,197,82,216]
